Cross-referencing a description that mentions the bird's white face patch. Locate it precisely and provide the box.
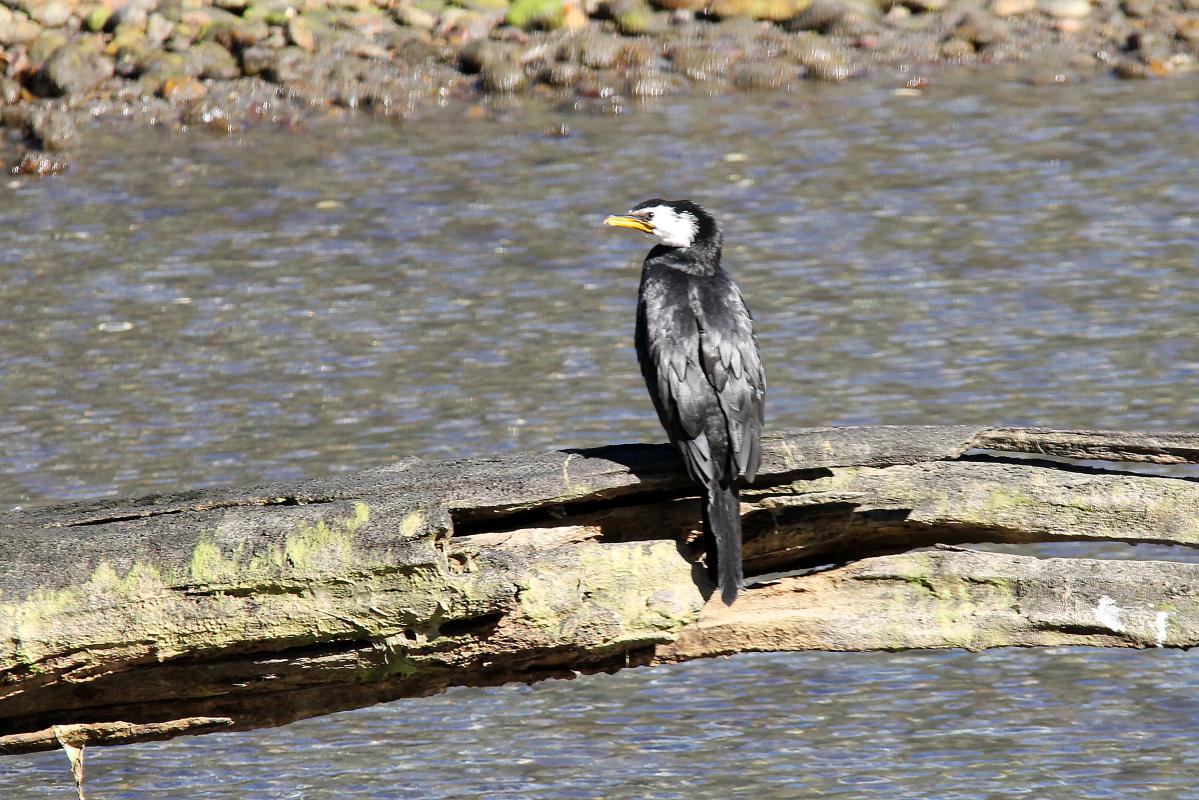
[640,205,699,248]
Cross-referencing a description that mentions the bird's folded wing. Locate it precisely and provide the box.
[697,289,765,483]
[650,327,719,486]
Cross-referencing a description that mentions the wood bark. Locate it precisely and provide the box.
[2,425,1198,756]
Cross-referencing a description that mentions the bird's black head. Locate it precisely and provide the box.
[604,198,722,251]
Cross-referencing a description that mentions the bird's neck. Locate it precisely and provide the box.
[644,241,722,276]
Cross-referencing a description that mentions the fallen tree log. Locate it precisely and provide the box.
[3,425,1199,757]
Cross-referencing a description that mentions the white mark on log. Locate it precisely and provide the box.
[780,441,799,470]
[562,454,576,490]
[1154,610,1173,647]
[1094,595,1126,633]
[401,511,423,538]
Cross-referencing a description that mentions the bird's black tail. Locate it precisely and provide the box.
[702,481,744,605]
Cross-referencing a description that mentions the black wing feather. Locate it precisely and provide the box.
[637,286,716,485]
[697,283,765,483]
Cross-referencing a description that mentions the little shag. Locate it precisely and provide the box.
[604,199,765,605]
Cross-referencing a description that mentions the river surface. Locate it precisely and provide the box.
[2,73,1199,797]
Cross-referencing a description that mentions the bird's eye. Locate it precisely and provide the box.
[645,211,655,220]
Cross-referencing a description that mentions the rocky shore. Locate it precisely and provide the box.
[1,0,1196,173]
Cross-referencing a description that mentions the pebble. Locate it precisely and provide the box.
[1177,17,1199,41]
[458,40,496,74]
[140,50,189,79]
[542,61,581,87]
[783,0,848,32]
[628,70,671,97]
[902,0,947,11]
[790,33,852,79]
[669,46,730,81]
[29,107,78,151]
[10,150,70,175]
[506,0,566,29]
[956,10,1006,46]
[1040,0,1091,18]
[785,0,879,33]
[619,40,655,67]
[288,17,316,51]
[392,34,445,65]
[990,0,1035,15]
[240,46,277,78]
[561,1,589,29]
[0,9,40,46]
[85,7,111,33]
[28,29,68,63]
[734,62,790,91]
[0,78,20,105]
[575,71,622,99]
[1121,0,1155,16]
[181,99,240,134]
[114,4,152,31]
[654,0,708,10]
[940,37,975,58]
[272,47,313,84]
[162,75,208,103]
[146,14,174,48]
[395,3,437,30]
[26,2,72,28]
[42,40,115,97]
[579,35,623,69]
[807,56,853,81]
[481,60,527,93]
[614,4,666,35]
[711,0,811,21]
[1114,59,1151,78]
[189,41,241,80]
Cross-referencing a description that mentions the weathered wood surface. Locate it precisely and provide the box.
[2,425,1198,756]
[974,427,1199,464]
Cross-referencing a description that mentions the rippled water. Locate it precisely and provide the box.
[2,74,1199,797]
[8,648,1199,799]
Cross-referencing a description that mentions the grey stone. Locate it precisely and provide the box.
[43,40,115,97]
[187,40,240,80]
[26,1,72,28]
[0,7,40,46]
[28,107,79,151]
[1040,0,1090,17]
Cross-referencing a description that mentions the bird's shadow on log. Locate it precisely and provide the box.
[554,445,976,597]
[560,447,885,585]
[561,442,686,483]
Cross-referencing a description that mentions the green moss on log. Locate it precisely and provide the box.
[188,501,371,585]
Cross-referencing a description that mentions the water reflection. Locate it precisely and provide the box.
[6,649,1199,799]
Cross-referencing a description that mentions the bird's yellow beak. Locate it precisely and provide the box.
[604,215,654,234]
